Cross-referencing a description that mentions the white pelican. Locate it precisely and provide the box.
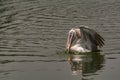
[66,26,105,53]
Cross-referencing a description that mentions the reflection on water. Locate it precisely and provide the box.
[68,54,83,75]
[68,52,104,79]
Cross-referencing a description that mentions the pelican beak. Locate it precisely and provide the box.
[66,31,75,53]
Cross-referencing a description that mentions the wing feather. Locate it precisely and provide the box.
[79,26,105,51]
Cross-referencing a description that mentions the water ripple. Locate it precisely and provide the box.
[0,0,120,56]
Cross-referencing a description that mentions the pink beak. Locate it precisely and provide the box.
[66,32,74,52]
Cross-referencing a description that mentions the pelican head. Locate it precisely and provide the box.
[66,28,77,52]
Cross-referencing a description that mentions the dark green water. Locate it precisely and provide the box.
[0,0,120,80]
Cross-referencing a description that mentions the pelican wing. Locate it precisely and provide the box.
[79,26,105,51]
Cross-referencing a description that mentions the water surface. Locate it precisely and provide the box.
[0,0,120,80]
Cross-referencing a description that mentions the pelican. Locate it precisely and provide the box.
[66,26,105,53]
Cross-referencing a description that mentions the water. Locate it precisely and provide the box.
[0,0,120,80]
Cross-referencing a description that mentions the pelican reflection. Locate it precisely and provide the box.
[68,52,104,77]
